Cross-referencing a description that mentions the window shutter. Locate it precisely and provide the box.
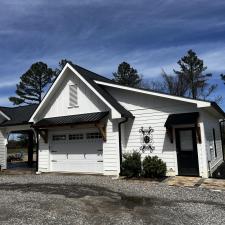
[69,84,78,107]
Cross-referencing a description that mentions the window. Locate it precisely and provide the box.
[86,132,102,139]
[52,135,66,141]
[213,128,217,158]
[69,84,78,107]
[69,134,84,140]
[179,130,193,151]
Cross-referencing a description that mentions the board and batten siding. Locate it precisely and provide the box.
[106,87,210,177]
[201,111,223,173]
[38,71,108,119]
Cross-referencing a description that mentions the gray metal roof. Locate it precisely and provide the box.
[164,112,199,128]
[71,64,134,118]
[71,64,225,119]
[33,111,109,128]
[0,104,38,127]
[71,64,116,84]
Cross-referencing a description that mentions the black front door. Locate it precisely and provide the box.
[175,128,199,176]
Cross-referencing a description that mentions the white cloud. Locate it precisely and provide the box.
[0,80,17,88]
[0,96,11,106]
[201,49,225,73]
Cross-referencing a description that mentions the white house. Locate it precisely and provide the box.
[0,63,224,178]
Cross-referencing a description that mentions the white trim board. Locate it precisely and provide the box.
[94,80,212,108]
[0,110,11,121]
[29,64,121,122]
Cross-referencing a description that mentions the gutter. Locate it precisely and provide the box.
[118,117,129,174]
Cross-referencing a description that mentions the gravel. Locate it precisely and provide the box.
[0,174,225,225]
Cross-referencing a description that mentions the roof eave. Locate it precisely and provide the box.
[211,102,225,118]
[94,80,213,108]
[0,122,33,128]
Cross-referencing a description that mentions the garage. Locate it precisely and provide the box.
[49,128,103,173]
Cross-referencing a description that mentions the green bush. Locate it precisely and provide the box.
[142,156,167,178]
[120,151,141,178]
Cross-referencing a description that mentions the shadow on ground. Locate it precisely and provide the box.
[0,182,225,225]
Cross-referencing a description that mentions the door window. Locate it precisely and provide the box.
[179,130,193,151]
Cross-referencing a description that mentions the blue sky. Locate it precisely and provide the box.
[0,0,225,109]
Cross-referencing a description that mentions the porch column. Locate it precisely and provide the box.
[27,131,34,167]
[0,129,7,169]
[199,121,210,178]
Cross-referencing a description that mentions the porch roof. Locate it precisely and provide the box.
[0,104,38,127]
[164,112,199,128]
[33,111,109,128]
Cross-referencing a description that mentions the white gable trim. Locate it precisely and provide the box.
[0,110,11,121]
[29,64,121,122]
[94,80,212,108]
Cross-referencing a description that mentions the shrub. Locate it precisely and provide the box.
[120,151,141,178]
[142,156,167,178]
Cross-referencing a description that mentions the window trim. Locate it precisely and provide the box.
[213,128,217,158]
[220,121,225,161]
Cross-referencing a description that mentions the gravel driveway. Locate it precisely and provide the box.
[0,174,225,225]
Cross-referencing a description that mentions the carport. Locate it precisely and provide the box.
[0,105,38,170]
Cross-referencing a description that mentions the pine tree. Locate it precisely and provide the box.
[174,49,216,99]
[9,62,55,105]
[221,74,225,84]
[113,62,142,88]
[55,59,74,76]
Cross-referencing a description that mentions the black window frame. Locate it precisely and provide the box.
[219,121,225,160]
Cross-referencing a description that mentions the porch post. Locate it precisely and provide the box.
[27,131,34,167]
[0,129,7,170]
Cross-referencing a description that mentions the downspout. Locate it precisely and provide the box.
[34,128,39,172]
[118,117,128,174]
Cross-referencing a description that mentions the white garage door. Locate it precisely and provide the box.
[50,129,103,173]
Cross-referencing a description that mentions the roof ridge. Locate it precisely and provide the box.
[97,80,213,104]
[71,63,113,82]
[71,63,213,104]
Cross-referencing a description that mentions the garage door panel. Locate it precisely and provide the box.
[51,154,67,160]
[50,129,103,173]
[51,160,103,173]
